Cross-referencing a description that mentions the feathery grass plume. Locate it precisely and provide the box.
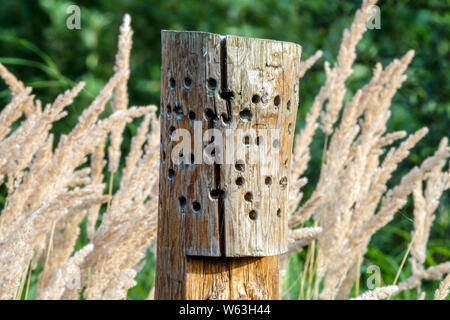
[321,0,378,136]
[352,285,398,300]
[411,138,449,267]
[298,50,323,79]
[108,14,133,174]
[0,17,155,298]
[80,107,159,299]
[310,54,421,299]
[87,138,107,240]
[289,0,379,225]
[434,273,450,300]
[38,244,94,300]
[286,0,449,301]
[0,62,25,95]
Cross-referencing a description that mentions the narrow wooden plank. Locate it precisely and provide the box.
[222,35,301,257]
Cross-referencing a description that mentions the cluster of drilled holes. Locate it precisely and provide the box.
[235,176,245,186]
[235,160,245,172]
[274,95,281,107]
[239,108,252,122]
[249,210,258,220]
[265,176,272,185]
[178,196,201,213]
[184,77,192,89]
[244,192,253,202]
[169,76,220,92]
[207,78,217,91]
[188,111,196,121]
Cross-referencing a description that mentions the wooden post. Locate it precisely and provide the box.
[155,31,301,299]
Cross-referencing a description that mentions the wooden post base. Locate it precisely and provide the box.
[155,255,279,300]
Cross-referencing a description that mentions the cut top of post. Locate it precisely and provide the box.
[159,30,301,257]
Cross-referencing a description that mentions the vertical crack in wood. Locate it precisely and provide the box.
[216,35,228,257]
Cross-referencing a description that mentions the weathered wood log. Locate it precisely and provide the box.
[155,30,301,299]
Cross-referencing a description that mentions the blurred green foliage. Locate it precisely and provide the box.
[0,0,448,299]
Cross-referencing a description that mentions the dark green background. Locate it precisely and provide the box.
[0,0,448,299]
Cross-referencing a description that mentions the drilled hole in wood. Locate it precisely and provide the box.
[249,210,258,220]
[204,108,216,121]
[169,77,176,90]
[168,168,175,180]
[287,100,291,111]
[265,176,272,185]
[207,78,217,90]
[162,151,166,163]
[235,161,245,172]
[221,113,231,125]
[192,201,201,213]
[243,135,251,145]
[184,77,192,89]
[273,139,280,148]
[277,208,281,217]
[166,104,172,117]
[169,126,176,139]
[190,153,195,164]
[188,111,196,121]
[178,196,186,208]
[239,108,252,122]
[288,123,293,134]
[274,95,281,106]
[279,176,288,189]
[210,189,225,200]
[251,94,261,104]
[256,136,262,146]
[174,105,184,119]
[235,176,245,186]
[244,192,253,202]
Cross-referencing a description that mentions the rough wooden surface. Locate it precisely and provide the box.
[222,35,301,256]
[186,256,280,299]
[155,30,301,299]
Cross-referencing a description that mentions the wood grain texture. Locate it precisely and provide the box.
[186,256,280,299]
[155,30,301,299]
[222,35,301,256]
